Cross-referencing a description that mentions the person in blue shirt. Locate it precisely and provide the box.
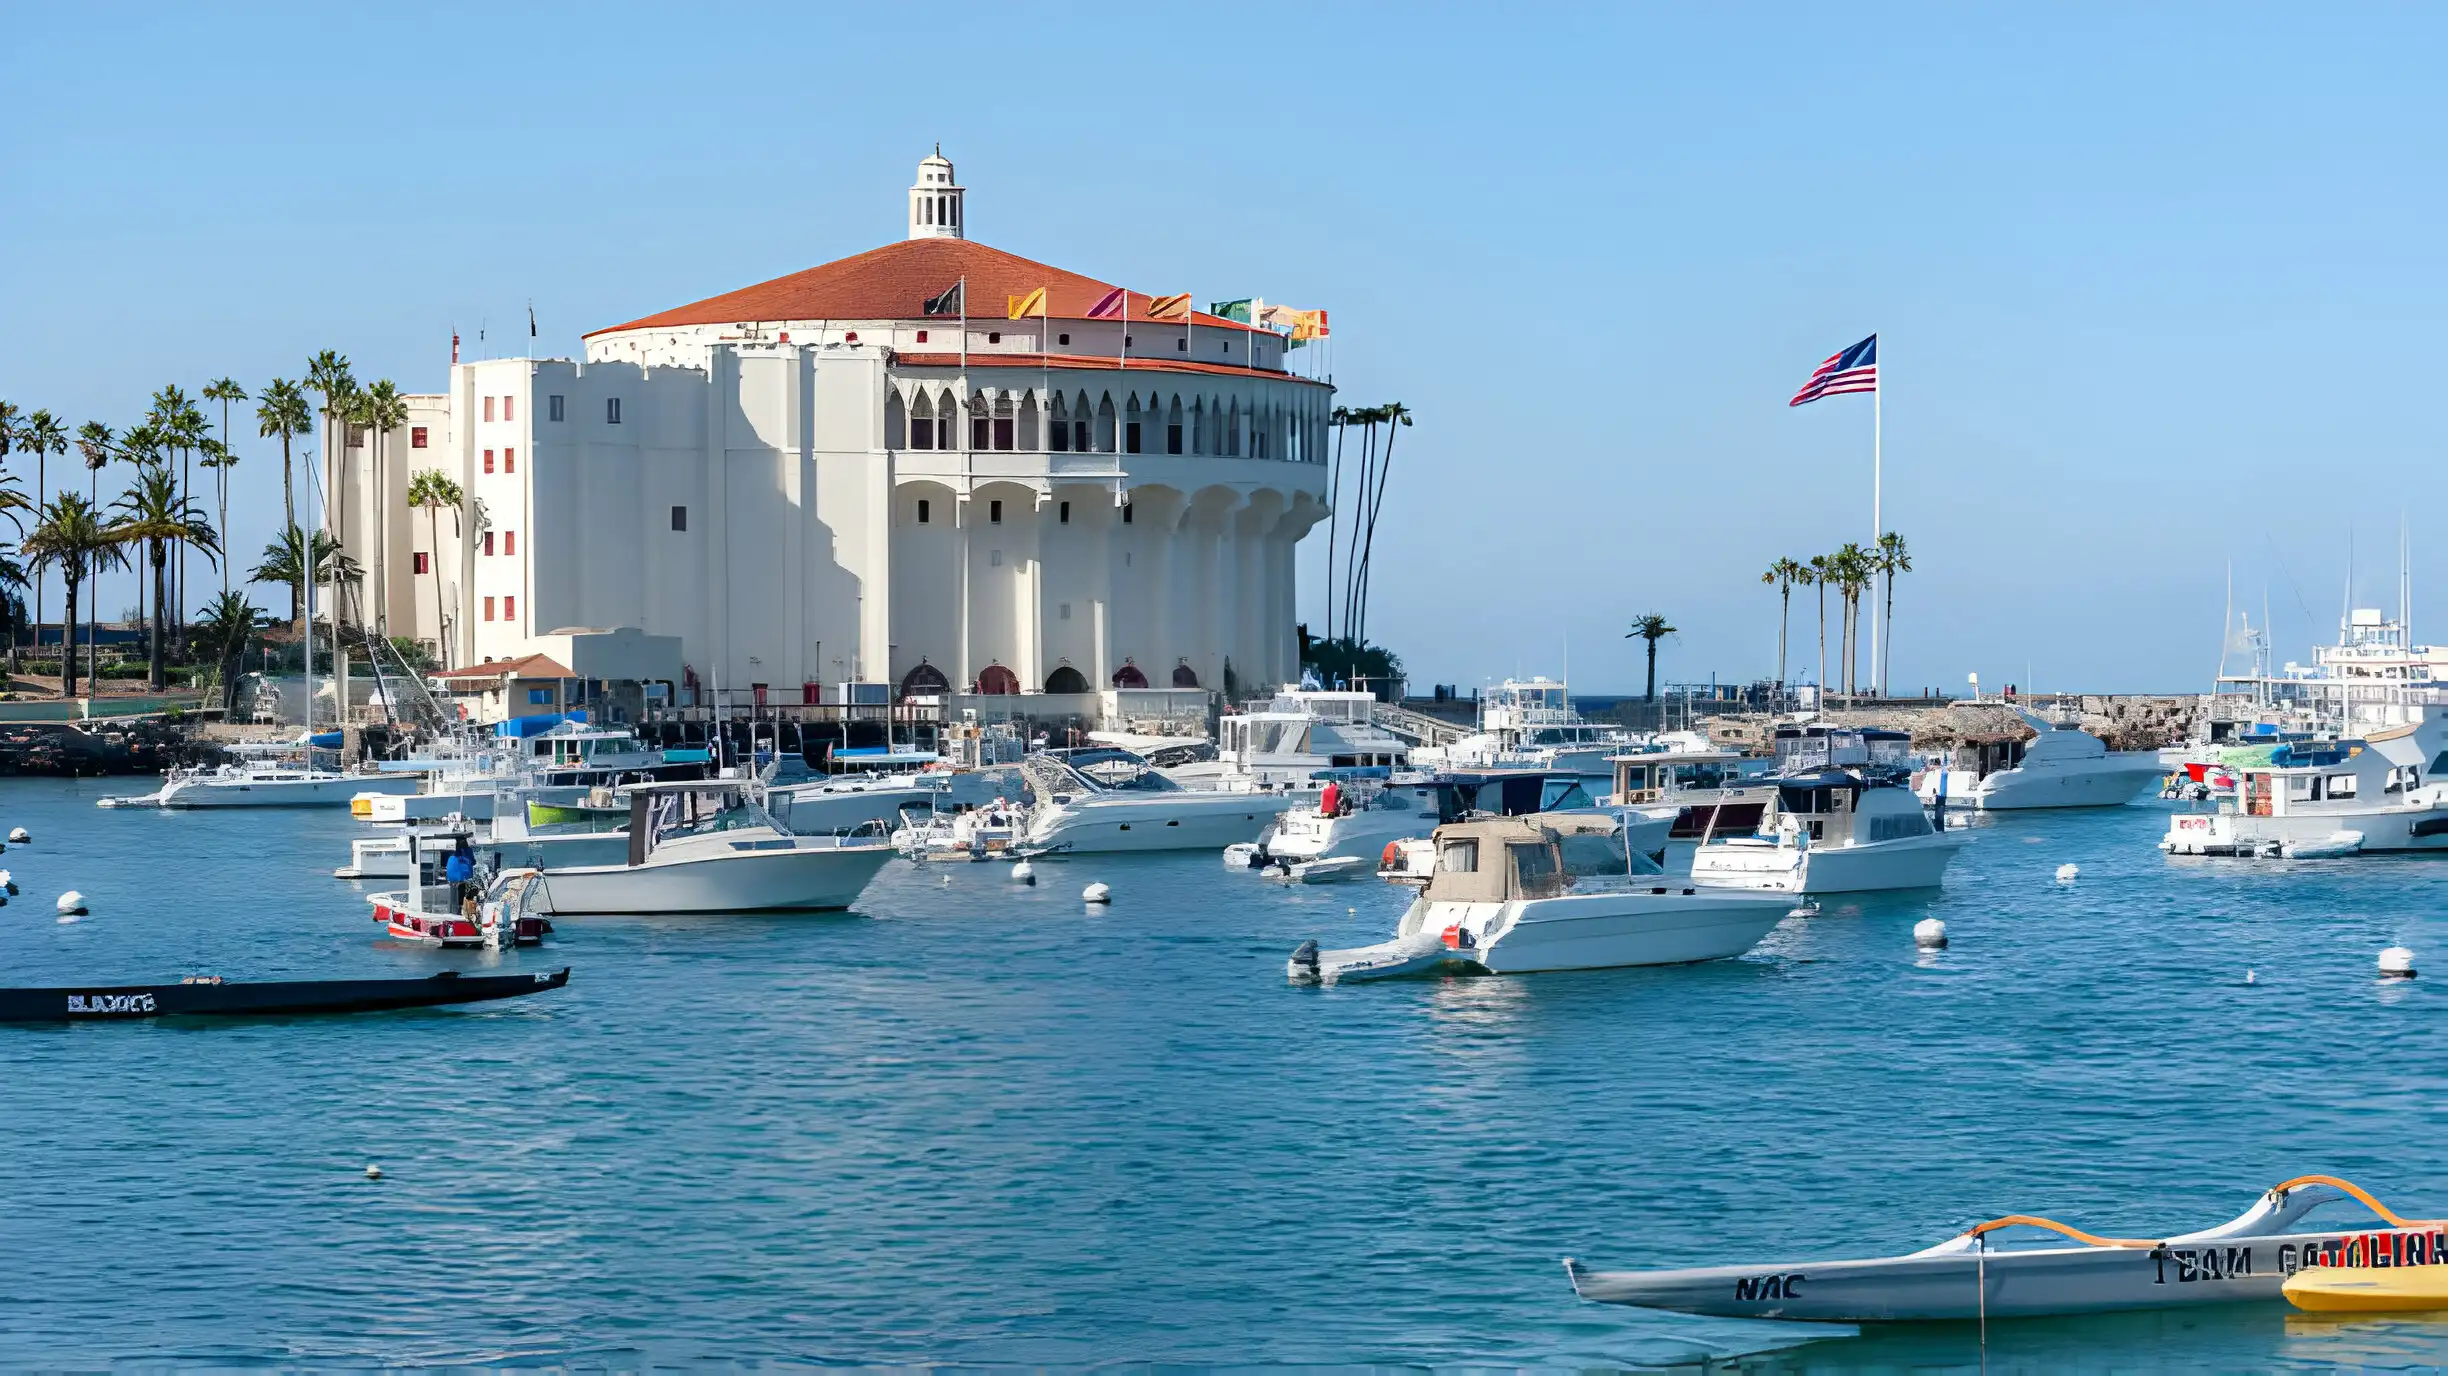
[445,837,476,914]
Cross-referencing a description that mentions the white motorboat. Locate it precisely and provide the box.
[892,790,1032,862]
[1913,709,2165,810]
[1408,676,1640,780]
[1255,768,1670,869]
[1690,727,1968,894]
[1288,814,1796,981]
[531,780,894,914]
[2161,733,2448,857]
[353,718,684,822]
[1565,1175,2443,1322]
[776,769,944,836]
[1017,753,1291,854]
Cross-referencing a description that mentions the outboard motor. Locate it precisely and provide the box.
[1287,939,1322,983]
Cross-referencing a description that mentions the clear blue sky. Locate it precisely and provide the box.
[4,4,2440,694]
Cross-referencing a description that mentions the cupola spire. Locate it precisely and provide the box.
[908,148,964,241]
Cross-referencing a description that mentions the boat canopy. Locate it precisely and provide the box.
[1422,814,1663,903]
[496,711,591,738]
[1773,768,1866,817]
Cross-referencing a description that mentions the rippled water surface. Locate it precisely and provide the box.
[3,777,2446,1369]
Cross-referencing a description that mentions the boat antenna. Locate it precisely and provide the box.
[2216,559,2232,690]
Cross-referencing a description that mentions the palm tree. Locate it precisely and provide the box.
[74,421,117,680]
[115,422,166,655]
[1832,542,1873,702]
[251,525,360,600]
[18,409,64,660]
[1625,613,1677,703]
[354,379,408,636]
[23,494,127,698]
[193,589,260,713]
[0,547,26,677]
[1805,553,1831,709]
[1323,404,1350,638]
[1876,530,1910,698]
[163,401,212,648]
[203,379,246,594]
[305,352,358,687]
[256,378,313,627]
[407,467,463,665]
[112,465,221,690]
[1760,556,1804,696]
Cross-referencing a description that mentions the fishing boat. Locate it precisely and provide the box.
[0,968,571,1022]
[365,831,556,948]
[529,780,894,913]
[1564,1175,2445,1322]
[1287,813,1795,982]
[2161,733,2448,857]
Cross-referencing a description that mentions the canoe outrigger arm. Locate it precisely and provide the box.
[1566,1175,2448,1323]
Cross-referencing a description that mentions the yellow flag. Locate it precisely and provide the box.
[1006,287,1047,320]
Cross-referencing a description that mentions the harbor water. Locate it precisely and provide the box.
[3,778,2446,1369]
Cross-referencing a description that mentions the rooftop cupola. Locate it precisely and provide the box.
[908,145,964,241]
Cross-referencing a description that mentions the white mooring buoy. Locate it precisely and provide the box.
[0,867,16,894]
[2055,863,2080,884]
[1082,882,1112,904]
[364,1163,383,1180]
[1011,860,1037,885]
[1914,918,1948,949]
[2379,947,2417,979]
[7,827,26,844]
[2246,969,2257,985]
[56,890,87,916]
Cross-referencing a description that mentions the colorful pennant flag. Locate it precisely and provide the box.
[1208,298,1254,323]
[1006,287,1048,320]
[1084,287,1128,319]
[1144,292,1193,321]
[922,281,965,317]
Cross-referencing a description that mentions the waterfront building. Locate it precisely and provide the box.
[334,151,1332,707]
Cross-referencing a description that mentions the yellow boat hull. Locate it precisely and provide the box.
[2284,1264,2448,1313]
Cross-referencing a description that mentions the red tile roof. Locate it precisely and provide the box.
[889,352,1331,388]
[435,653,575,682]
[586,237,1263,338]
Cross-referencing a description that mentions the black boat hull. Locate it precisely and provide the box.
[0,968,571,1022]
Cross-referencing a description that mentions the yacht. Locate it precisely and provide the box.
[1016,751,1292,854]
[1408,677,1640,780]
[1167,685,1412,792]
[1607,748,1778,837]
[1287,814,1796,982]
[530,780,894,913]
[1255,768,1670,868]
[353,717,687,822]
[2161,736,2448,858]
[1912,709,2166,810]
[1690,726,1968,894]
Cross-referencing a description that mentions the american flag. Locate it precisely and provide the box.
[1789,334,1877,406]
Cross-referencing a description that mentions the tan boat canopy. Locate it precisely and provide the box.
[1422,814,1650,903]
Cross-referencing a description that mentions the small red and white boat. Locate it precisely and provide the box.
[364,825,554,949]
[371,899,485,948]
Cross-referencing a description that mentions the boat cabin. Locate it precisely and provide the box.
[1417,814,1666,904]
[2230,740,2426,818]
[1773,725,1915,780]
[622,780,781,863]
[1609,750,1747,803]
[1762,769,1935,845]
[1218,687,1412,787]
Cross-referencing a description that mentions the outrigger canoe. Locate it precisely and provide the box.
[1566,1176,2446,1322]
[0,968,571,1023]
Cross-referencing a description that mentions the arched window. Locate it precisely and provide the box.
[1095,393,1117,453]
[970,392,991,450]
[1171,662,1200,689]
[1124,395,1143,454]
[936,390,959,449]
[993,394,1017,451]
[1111,661,1149,689]
[885,391,908,449]
[1070,391,1093,453]
[900,660,950,699]
[1226,398,1241,456]
[1047,393,1070,452]
[1044,665,1090,694]
[907,391,934,450]
[976,663,1020,695]
[1016,393,1038,450]
[1166,397,1185,454]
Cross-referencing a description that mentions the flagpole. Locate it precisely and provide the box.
[1870,337,1882,697]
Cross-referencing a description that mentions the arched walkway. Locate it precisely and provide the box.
[900,659,949,698]
[1044,665,1089,694]
[1111,661,1148,689]
[976,663,1020,695]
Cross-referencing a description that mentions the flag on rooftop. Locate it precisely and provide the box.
[1006,287,1047,320]
[922,280,965,317]
[1789,334,1878,406]
[1209,298,1254,323]
[1144,292,1193,321]
[1084,287,1128,319]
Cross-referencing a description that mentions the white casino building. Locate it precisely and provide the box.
[337,151,1332,706]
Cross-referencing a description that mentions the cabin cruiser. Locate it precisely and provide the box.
[1690,726,1968,894]
[1016,751,1291,854]
[1167,686,1412,792]
[352,716,689,822]
[1607,749,1778,838]
[1566,1175,2431,1322]
[1287,814,1795,981]
[1913,709,2164,810]
[529,780,894,913]
[1253,768,1671,868]
[2161,735,2448,857]
[100,740,420,809]
[1408,677,1640,780]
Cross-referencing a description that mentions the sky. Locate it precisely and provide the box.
[3,4,2441,695]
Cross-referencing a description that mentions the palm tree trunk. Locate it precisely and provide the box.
[1882,576,1896,697]
[1815,584,1827,709]
[427,506,445,665]
[150,543,167,691]
[61,578,78,698]
[1644,640,1658,702]
[178,449,189,652]
[32,450,42,671]
[1323,418,1345,638]
[1776,586,1790,689]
